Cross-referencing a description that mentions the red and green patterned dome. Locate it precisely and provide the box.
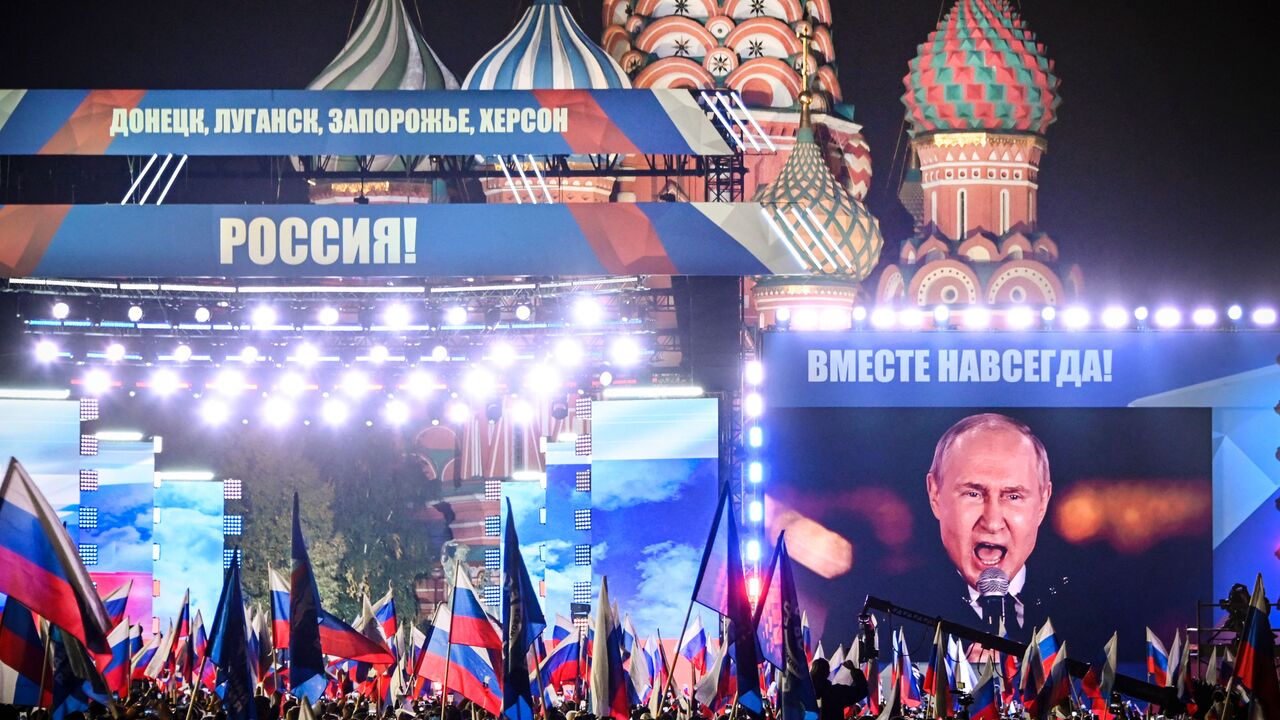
[902,0,1061,137]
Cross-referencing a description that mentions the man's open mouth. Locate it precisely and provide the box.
[973,543,1007,566]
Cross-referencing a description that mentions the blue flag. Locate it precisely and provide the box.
[755,535,817,720]
[289,492,327,700]
[50,626,109,720]
[502,499,547,720]
[209,558,258,720]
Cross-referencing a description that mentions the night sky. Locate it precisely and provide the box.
[0,1,1274,301]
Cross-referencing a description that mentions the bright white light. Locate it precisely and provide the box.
[963,307,992,330]
[173,344,193,363]
[251,306,277,328]
[514,304,533,322]
[150,369,181,396]
[239,346,259,364]
[602,385,705,400]
[489,341,517,368]
[321,399,349,425]
[748,575,761,600]
[318,307,339,326]
[745,360,764,386]
[295,342,320,366]
[96,431,144,442]
[384,399,410,426]
[127,305,143,322]
[430,345,449,362]
[446,402,471,424]
[105,343,126,363]
[1227,304,1244,321]
[444,306,468,326]
[775,307,792,324]
[404,371,434,398]
[463,367,496,398]
[820,308,850,330]
[525,364,561,396]
[214,369,248,396]
[279,372,307,397]
[194,306,211,323]
[1101,306,1129,329]
[1154,307,1181,329]
[1041,306,1057,323]
[748,427,763,448]
[748,462,763,483]
[1006,306,1035,330]
[200,399,229,425]
[870,307,896,329]
[83,369,112,396]
[573,297,603,326]
[748,502,764,523]
[383,304,411,328]
[368,345,390,364]
[262,397,293,427]
[744,393,763,418]
[1251,307,1277,326]
[1062,306,1091,330]
[852,306,868,322]
[746,539,761,561]
[52,302,70,320]
[609,336,642,367]
[555,338,584,367]
[1133,306,1149,322]
[898,308,924,329]
[598,370,614,387]
[35,340,59,363]
[933,305,951,325]
[1192,307,1217,327]
[509,399,535,425]
[793,307,819,330]
[341,370,372,396]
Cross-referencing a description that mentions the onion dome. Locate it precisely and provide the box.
[464,0,631,90]
[902,0,1060,136]
[754,124,883,279]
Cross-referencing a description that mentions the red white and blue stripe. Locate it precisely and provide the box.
[319,608,395,664]
[100,580,132,628]
[1231,574,1280,717]
[416,605,502,714]
[0,597,52,706]
[969,666,999,720]
[678,615,707,674]
[372,588,398,652]
[1144,627,1169,688]
[268,565,290,651]
[450,568,502,650]
[101,619,133,696]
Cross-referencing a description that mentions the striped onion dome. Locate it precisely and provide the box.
[755,126,883,279]
[306,0,458,173]
[903,0,1060,137]
[464,0,631,90]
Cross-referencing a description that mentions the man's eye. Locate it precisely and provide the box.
[1006,493,1022,501]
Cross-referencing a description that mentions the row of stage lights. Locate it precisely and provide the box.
[776,303,1279,331]
[741,358,766,598]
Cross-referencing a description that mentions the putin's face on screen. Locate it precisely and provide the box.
[926,419,1052,588]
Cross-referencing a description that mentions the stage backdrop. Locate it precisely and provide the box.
[760,330,1279,663]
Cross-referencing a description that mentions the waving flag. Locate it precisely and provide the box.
[1082,632,1118,720]
[143,620,175,680]
[679,615,708,674]
[502,499,547,720]
[100,619,132,696]
[49,626,109,720]
[0,458,112,653]
[372,587,398,653]
[1035,619,1059,679]
[589,577,630,720]
[451,566,502,650]
[969,661,999,720]
[631,634,654,702]
[947,636,978,695]
[800,612,811,663]
[319,608,394,663]
[1172,630,1193,706]
[1145,627,1169,687]
[268,564,290,651]
[0,597,52,706]
[131,629,161,681]
[1018,624,1042,700]
[290,492,328,701]
[209,559,258,720]
[694,640,734,714]
[1232,574,1280,719]
[1027,641,1071,720]
[551,615,574,650]
[416,604,502,714]
[924,623,950,719]
[538,631,584,690]
[100,581,132,628]
[754,534,817,720]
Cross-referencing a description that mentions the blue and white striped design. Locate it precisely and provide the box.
[464,0,631,90]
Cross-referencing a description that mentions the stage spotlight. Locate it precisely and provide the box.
[251,306,277,329]
[1101,306,1129,330]
[447,402,471,424]
[213,369,247,395]
[318,307,339,326]
[747,575,761,600]
[83,369,113,396]
[573,297,603,326]
[1041,306,1057,323]
[509,399,534,425]
[745,360,764,386]
[322,398,349,426]
[744,392,763,418]
[1133,306,1150,323]
[1154,306,1182,329]
[279,372,306,397]
[464,367,496,398]
[369,345,390,364]
[150,369,181,396]
[384,304,411,329]
[105,343,126,363]
[238,346,260,364]
[35,340,59,363]
[490,341,517,368]
[870,307,896,329]
[173,344,193,363]
[748,501,764,523]
[609,336,642,367]
[748,462,763,483]
[200,399,229,426]
[897,307,923,329]
[746,538,761,561]
[525,364,561,396]
[430,344,449,362]
[405,370,434,398]
[852,306,868,323]
[194,306,211,324]
[262,397,293,427]
[820,307,850,330]
[444,306,468,327]
[514,304,533,322]
[341,370,371,397]
[554,338,584,367]
[1006,306,1034,330]
[748,427,763,448]
[1062,306,1091,330]
[384,399,410,426]
[1192,307,1217,327]
[793,308,819,330]
[1227,304,1244,322]
[963,307,991,330]
[127,305,143,323]
[294,342,320,366]
[1253,307,1278,327]
[52,301,70,320]
[775,307,792,324]
[933,305,951,326]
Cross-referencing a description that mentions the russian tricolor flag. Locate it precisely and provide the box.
[0,458,112,653]
[130,629,161,680]
[969,665,999,720]
[449,567,501,650]
[268,564,290,650]
[551,615,574,650]
[1035,619,1060,679]
[539,633,584,690]
[100,619,132,696]
[372,588,397,650]
[0,597,52,706]
[678,614,707,674]
[1144,627,1169,687]
[100,580,132,628]
[1231,574,1280,717]
[416,604,502,715]
[318,608,395,664]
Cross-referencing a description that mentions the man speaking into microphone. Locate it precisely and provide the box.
[925,413,1054,635]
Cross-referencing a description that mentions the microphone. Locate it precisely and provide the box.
[976,567,1009,631]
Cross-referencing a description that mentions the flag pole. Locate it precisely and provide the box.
[36,621,52,709]
[440,560,461,720]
